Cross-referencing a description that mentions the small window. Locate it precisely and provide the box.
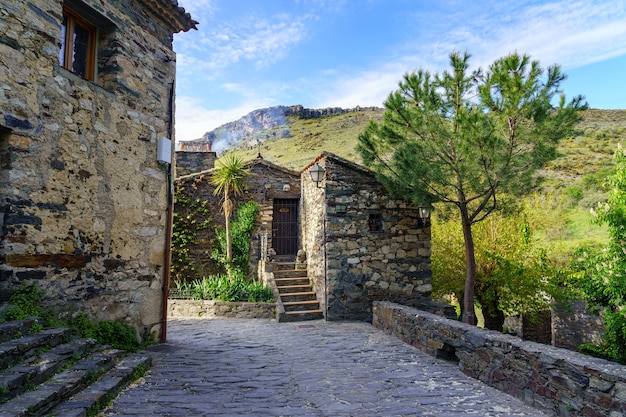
[368,213,382,232]
[59,6,97,81]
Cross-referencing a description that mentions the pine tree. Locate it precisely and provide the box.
[358,51,586,324]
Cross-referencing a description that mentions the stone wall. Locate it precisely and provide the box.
[168,299,275,319]
[373,301,626,417]
[175,151,216,177]
[302,153,433,321]
[553,301,604,351]
[0,0,194,341]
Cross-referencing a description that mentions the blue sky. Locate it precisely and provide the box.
[173,0,626,142]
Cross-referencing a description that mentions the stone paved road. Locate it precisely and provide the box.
[102,318,549,417]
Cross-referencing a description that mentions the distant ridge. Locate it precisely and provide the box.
[178,105,380,153]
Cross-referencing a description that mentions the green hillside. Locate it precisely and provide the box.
[228,108,626,250]
[229,108,383,169]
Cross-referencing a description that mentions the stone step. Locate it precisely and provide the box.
[278,291,317,298]
[50,353,153,417]
[274,269,308,278]
[275,284,312,293]
[0,337,98,404]
[0,327,72,371]
[282,299,320,307]
[282,300,322,313]
[0,348,125,416]
[0,318,41,344]
[274,277,310,287]
[280,291,317,300]
[273,262,298,271]
[280,309,324,322]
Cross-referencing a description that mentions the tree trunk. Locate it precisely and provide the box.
[224,202,233,262]
[460,208,477,325]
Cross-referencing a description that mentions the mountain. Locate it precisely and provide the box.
[179,105,381,155]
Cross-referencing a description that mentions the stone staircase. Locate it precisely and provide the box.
[273,261,323,322]
[0,318,152,417]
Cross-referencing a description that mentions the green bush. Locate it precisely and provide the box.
[213,201,259,277]
[563,185,583,203]
[71,313,140,352]
[1,282,44,322]
[173,276,273,303]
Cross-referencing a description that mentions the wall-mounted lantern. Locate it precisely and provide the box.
[418,205,431,227]
[309,162,325,188]
[264,182,272,199]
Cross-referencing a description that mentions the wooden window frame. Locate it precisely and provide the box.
[60,5,97,82]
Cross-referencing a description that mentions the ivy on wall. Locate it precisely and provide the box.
[171,183,212,283]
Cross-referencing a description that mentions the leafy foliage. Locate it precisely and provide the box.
[358,50,586,324]
[567,146,626,364]
[433,204,568,330]
[213,201,259,277]
[1,283,141,352]
[171,183,212,282]
[71,313,140,352]
[1,282,45,322]
[173,275,273,302]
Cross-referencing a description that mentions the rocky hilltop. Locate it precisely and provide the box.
[179,105,380,153]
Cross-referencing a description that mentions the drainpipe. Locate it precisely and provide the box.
[161,81,175,343]
[323,212,328,321]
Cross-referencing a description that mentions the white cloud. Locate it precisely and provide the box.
[177,0,217,22]
[446,0,626,69]
[175,12,311,79]
[318,0,626,110]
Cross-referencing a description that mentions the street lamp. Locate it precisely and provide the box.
[309,163,325,188]
[418,205,431,227]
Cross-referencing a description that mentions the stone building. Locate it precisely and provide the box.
[0,0,196,341]
[301,152,438,321]
[174,151,445,321]
[175,150,217,177]
[174,156,302,279]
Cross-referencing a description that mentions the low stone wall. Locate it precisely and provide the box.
[168,299,275,319]
[373,301,626,417]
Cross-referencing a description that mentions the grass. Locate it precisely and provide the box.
[228,109,383,169]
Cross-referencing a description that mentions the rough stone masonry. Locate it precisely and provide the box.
[0,0,195,341]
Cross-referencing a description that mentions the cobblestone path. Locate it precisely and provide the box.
[102,318,548,417]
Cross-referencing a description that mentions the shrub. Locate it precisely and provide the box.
[1,282,44,321]
[71,313,140,352]
[213,201,259,277]
[173,275,273,303]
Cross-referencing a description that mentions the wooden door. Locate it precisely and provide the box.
[272,199,299,256]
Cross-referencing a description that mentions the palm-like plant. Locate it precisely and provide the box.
[210,155,249,262]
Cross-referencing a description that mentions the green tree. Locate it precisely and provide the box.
[569,146,626,364]
[358,51,586,324]
[210,155,249,262]
[433,206,563,330]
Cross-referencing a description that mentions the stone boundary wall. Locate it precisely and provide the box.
[373,301,626,417]
[168,300,275,319]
